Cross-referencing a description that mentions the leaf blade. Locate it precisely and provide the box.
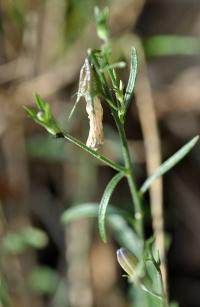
[61,202,130,224]
[61,202,142,257]
[140,135,199,194]
[98,172,124,242]
[125,47,137,109]
[35,93,45,111]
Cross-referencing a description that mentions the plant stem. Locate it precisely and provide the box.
[114,114,144,242]
[90,48,144,242]
[63,130,127,173]
[158,267,169,307]
[150,242,168,306]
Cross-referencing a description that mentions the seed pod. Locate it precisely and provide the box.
[76,57,104,150]
[86,96,104,151]
[117,248,138,277]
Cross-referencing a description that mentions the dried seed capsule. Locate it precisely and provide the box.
[86,96,104,151]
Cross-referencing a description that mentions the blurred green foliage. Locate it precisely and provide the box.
[2,227,48,254]
[28,266,58,295]
[144,35,200,57]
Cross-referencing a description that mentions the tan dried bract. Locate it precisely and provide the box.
[86,97,104,151]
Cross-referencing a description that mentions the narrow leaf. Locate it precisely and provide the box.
[140,135,199,194]
[23,106,37,118]
[61,203,142,257]
[100,61,126,72]
[108,215,142,258]
[98,172,124,242]
[125,47,137,109]
[35,94,45,111]
[61,203,129,224]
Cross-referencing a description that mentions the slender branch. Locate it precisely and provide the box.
[63,131,127,173]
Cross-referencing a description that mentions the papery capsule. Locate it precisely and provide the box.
[76,57,104,150]
[86,96,104,151]
[116,248,138,277]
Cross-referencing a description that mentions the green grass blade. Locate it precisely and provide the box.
[125,47,137,110]
[63,131,127,173]
[98,172,124,242]
[140,136,199,194]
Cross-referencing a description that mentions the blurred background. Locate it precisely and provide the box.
[0,0,200,306]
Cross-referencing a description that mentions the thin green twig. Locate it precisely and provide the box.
[63,130,127,173]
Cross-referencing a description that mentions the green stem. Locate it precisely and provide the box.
[63,131,127,174]
[90,48,144,242]
[158,267,168,307]
[114,114,144,241]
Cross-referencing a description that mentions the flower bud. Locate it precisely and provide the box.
[116,248,138,277]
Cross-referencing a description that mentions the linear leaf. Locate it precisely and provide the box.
[108,215,142,258]
[100,61,126,72]
[98,172,124,242]
[61,203,141,257]
[35,93,46,111]
[125,47,137,109]
[140,135,199,194]
[61,203,130,223]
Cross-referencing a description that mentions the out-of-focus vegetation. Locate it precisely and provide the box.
[1,1,200,307]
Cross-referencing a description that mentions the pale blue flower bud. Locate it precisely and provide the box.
[116,248,138,277]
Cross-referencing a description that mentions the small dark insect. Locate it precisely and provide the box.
[55,132,64,138]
